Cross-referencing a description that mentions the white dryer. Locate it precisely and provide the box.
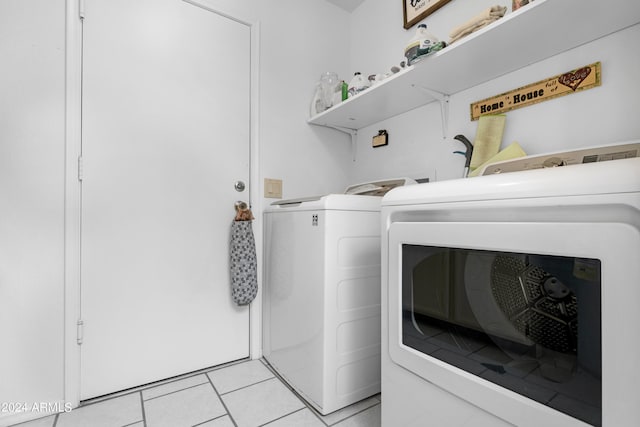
[263,178,415,415]
[380,143,640,427]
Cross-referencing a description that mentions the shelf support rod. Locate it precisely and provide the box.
[413,85,450,140]
[310,123,358,161]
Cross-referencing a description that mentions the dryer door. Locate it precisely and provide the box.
[387,220,640,427]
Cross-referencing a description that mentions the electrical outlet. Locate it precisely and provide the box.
[264,178,282,198]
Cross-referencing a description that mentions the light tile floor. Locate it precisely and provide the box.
[11,359,381,427]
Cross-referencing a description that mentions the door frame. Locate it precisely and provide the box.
[63,0,262,407]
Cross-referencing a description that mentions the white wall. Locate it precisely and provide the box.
[0,0,66,425]
[256,0,354,202]
[202,0,355,203]
[346,0,640,183]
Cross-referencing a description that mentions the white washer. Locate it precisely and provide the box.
[263,179,415,415]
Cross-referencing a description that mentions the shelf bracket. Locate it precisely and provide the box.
[310,123,358,161]
[413,85,450,140]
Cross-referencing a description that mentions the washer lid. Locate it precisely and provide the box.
[271,196,323,206]
[267,194,384,211]
[268,177,418,211]
[345,177,417,196]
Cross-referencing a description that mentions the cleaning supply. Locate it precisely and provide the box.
[319,71,339,109]
[405,24,446,65]
[453,134,474,178]
[309,83,324,117]
[348,72,369,97]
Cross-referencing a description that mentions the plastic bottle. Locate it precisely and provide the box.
[404,24,442,65]
[310,82,325,117]
[319,72,339,109]
[341,81,348,101]
[348,72,370,98]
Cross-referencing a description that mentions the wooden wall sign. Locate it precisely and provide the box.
[470,62,601,121]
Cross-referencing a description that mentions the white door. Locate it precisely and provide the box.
[80,0,251,399]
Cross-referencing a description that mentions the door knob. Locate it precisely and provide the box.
[234,181,246,192]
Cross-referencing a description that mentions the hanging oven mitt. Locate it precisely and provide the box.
[229,213,258,305]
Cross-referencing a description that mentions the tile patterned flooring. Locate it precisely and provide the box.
[11,359,381,427]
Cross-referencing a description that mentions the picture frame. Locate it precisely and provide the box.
[403,0,452,29]
[372,130,389,148]
[512,0,533,12]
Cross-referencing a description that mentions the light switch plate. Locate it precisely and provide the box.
[264,178,282,198]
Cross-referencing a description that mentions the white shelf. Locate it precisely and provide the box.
[308,0,640,131]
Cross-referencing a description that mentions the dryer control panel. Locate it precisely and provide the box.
[480,141,640,175]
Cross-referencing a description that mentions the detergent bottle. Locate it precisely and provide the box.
[404,24,443,65]
[348,72,369,98]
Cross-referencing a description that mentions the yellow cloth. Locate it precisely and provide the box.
[470,114,507,171]
[450,19,496,44]
[469,142,527,177]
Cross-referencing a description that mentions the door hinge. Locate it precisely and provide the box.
[77,319,84,345]
[77,156,83,182]
[79,0,86,20]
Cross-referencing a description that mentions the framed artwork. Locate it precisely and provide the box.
[513,0,533,11]
[403,0,452,29]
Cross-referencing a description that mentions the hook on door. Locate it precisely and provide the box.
[234,200,254,221]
